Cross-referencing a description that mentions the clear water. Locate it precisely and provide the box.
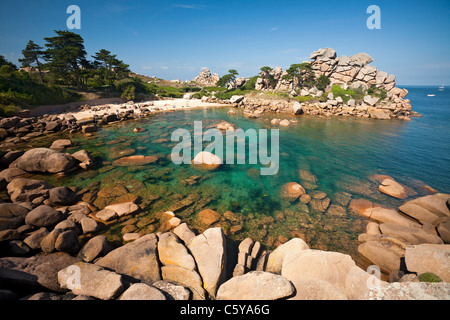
[15,86,450,267]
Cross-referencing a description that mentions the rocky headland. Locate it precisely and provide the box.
[196,48,420,120]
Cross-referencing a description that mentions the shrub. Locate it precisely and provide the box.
[368,87,387,100]
[418,273,442,283]
[315,75,330,91]
[121,84,135,101]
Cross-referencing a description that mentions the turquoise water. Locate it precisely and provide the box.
[17,86,450,265]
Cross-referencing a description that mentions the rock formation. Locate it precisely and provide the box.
[240,48,415,120]
[192,68,220,87]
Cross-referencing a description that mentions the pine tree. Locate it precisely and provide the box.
[44,30,88,89]
[19,40,45,83]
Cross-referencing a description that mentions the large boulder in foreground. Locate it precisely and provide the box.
[10,148,77,173]
[187,227,227,299]
[95,233,160,284]
[216,271,294,300]
[281,249,385,300]
[119,283,166,300]
[404,244,450,282]
[58,262,125,300]
[265,238,309,274]
[0,252,81,292]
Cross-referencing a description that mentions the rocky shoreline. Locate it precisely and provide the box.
[195,48,421,120]
[0,147,449,300]
[0,98,449,300]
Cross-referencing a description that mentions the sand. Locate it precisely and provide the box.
[51,98,228,121]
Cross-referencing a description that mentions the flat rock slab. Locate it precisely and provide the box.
[95,233,160,284]
[405,244,450,282]
[0,252,81,292]
[59,262,125,300]
[104,202,139,217]
[365,282,450,300]
[216,271,294,300]
[112,155,158,167]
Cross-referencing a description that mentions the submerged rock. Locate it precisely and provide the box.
[112,155,158,167]
[280,182,306,202]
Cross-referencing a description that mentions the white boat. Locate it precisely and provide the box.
[439,84,444,91]
[428,94,435,97]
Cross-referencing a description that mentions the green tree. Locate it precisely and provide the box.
[44,30,88,89]
[110,58,130,82]
[19,40,45,83]
[315,75,330,91]
[0,55,17,70]
[260,66,277,89]
[92,49,115,87]
[217,69,239,88]
[282,62,315,89]
[93,49,130,88]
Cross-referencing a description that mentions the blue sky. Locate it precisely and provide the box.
[1,0,449,85]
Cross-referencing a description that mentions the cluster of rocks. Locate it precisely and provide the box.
[2,220,449,300]
[218,92,419,120]
[350,191,450,278]
[0,104,154,149]
[192,68,220,87]
[200,48,417,120]
[310,48,395,91]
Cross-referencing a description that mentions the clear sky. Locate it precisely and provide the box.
[1,0,449,85]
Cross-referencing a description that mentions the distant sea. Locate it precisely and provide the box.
[392,85,450,193]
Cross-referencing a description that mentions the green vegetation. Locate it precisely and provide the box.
[282,63,315,88]
[368,87,387,100]
[0,60,81,116]
[328,84,365,103]
[418,273,442,283]
[316,75,330,91]
[217,69,239,88]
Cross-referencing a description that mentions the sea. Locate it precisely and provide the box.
[18,85,450,265]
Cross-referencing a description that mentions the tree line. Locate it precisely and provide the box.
[18,30,130,90]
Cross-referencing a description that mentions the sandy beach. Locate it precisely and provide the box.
[47,98,229,121]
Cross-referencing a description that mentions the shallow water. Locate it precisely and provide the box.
[14,86,450,267]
